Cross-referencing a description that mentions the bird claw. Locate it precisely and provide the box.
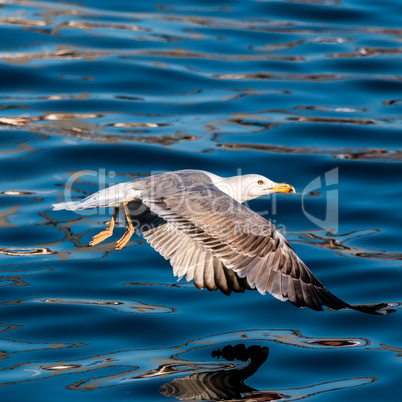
[115,227,135,251]
[89,229,113,246]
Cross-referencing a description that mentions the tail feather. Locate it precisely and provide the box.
[52,183,133,211]
[53,201,87,211]
[52,189,118,211]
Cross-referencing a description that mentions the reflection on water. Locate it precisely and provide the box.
[218,142,402,162]
[161,348,375,402]
[0,267,54,287]
[1,0,402,400]
[0,248,54,256]
[0,328,379,400]
[160,344,272,400]
[293,229,402,261]
[0,324,84,360]
[0,298,175,314]
[160,343,374,401]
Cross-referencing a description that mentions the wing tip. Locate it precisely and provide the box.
[348,302,396,315]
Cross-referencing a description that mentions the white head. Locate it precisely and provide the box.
[206,173,295,203]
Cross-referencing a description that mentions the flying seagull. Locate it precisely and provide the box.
[53,169,388,314]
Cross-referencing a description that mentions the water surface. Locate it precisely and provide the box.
[1,0,402,401]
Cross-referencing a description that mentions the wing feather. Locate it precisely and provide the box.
[137,212,250,295]
[192,246,204,289]
[142,184,351,311]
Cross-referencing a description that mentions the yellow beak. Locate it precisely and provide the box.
[266,183,296,194]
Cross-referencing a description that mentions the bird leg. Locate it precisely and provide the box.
[89,207,119,246]
[115,202,135,251]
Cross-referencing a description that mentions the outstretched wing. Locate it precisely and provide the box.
[144,224,250,295]
[141,184,350,311]
[129,202,250,295]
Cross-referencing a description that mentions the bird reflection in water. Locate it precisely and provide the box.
[160,344,283,401]
[158,341,376,401]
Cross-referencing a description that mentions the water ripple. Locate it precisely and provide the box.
[2,298,176,314]
[1,0,401,400]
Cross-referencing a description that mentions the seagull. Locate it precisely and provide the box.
[53,169,389,314]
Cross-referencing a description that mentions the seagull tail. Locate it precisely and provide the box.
[52,201,85,211]
[52,183,133,211]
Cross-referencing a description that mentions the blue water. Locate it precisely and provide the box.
[1,0,402,400]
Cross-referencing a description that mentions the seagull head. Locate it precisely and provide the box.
[207,173,295,203]
[240,174,296,202]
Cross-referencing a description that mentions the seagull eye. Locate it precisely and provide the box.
[257,180,264,185]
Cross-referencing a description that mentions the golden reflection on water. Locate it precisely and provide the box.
[1,191,35,195]
[293,229,402,261]
[0,17,46,27]
[287,116,376,125]
[330,47,402,58]
[4,107,390,160]
[39,298,176,314]
[214,72,341,81]
[1,49,110,65]
[51,20,148,36]
[0,247,53,256]
[218,142,402,162]
[0,113,196,146]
